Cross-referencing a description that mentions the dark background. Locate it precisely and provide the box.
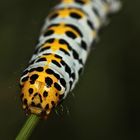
[0,0,140,139]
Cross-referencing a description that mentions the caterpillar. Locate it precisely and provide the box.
[20,0,121,119]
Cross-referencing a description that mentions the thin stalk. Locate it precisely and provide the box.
[16,114,40,140]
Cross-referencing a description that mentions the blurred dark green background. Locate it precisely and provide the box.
[0,0,140,139]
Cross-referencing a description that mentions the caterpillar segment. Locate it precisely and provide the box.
[20,0,121,118]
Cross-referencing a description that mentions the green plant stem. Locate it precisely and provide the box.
[16,114,40,140]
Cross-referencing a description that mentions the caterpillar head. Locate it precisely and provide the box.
[20,70,65,119]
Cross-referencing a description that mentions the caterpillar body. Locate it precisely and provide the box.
[20,0,121,118]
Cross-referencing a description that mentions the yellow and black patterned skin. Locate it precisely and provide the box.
[20,0,121,118]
